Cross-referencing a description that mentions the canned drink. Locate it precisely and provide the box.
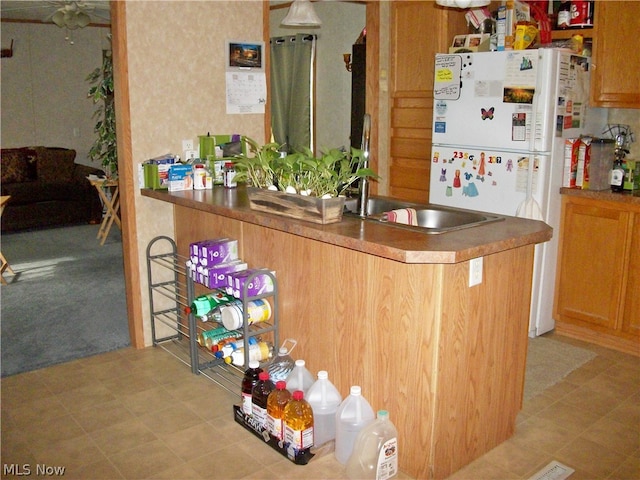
[570,1,593,27]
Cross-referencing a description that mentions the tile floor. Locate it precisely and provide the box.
[1,333,638,480]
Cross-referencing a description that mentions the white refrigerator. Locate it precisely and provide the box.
[429,49,606,337]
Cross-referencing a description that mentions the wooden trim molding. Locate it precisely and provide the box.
[111,1,145,349]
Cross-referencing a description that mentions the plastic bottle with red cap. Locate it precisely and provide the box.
[251,371,275,429]
[283,390,314,452]
[266,380,292,440]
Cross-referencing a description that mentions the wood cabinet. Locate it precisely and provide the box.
[550,1,640,108]
[389,2,467,203]
[590,1,640,108]
[554,194,640,356]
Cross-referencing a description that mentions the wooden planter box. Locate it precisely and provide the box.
[246,187,345,224]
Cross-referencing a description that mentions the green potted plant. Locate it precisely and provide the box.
[233,138,378,224]
[87,47,117,178]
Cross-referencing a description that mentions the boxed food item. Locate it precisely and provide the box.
[168,164,193,192]
[201,260,248,289]
[562,138,580,188]
[199,239,239,267]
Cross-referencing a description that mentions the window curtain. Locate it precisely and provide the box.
[269,34,316,154]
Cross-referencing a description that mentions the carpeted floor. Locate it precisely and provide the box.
[523,335,597,400]
[0,224,130,377]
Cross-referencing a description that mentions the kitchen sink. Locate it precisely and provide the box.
[343,196,504,234]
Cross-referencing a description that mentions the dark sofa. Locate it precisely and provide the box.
[1,147,104,232]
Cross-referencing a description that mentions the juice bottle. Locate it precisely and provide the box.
[346,410,399,480]
[251,371,275,430]
[266,380,292,440]
[283,390,314,451]
[241,360,262,416]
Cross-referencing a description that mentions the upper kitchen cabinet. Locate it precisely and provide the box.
[590,1,640,108]
[389,2,467,203]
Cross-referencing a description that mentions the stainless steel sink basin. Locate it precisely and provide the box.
[344,196,504,234]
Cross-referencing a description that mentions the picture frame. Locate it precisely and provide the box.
[226,40,265,72]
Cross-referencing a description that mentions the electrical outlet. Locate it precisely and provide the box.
[182,139,194,152]
[469,257,483,287]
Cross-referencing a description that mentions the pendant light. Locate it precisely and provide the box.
[281,0,322,27]
[435,0,490,8]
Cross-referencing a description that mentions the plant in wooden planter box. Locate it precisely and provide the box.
[234,137,378,198]
[233,138,378,224]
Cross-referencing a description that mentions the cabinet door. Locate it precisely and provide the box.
[622,213,640,337]
[591,1,640,108]
[389,2,466,202]
[555,200,628,330]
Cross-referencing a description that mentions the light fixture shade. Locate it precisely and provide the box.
[435,0,490,8]
[281,0,322,27]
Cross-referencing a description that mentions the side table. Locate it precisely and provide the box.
[1,195,16,285]
[88,178,121,246]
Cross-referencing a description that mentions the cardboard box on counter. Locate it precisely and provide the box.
[449,34,490,53]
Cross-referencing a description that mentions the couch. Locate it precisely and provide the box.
[0,147,104,232]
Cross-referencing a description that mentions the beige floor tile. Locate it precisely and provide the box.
[479,437,554,478]
[535,399,602,432]
[187,444,264,479]
[28,433,107,469]
[118,385,181,416]
[157,422,222,461]
[138,404,203,436]
[71,398,137,433]
[66,459,126,480]
[511,416,582,455]
[445,457,519,480]
[101,370,163,396]
[108,439,184,480]
[89,419,158,456]
[606,391,640,426]
[608,454,640,480]
[579,416,640,457]
[55,383,119,411]
[556,436,629,479]
[22,413,86,451]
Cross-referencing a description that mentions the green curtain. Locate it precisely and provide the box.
[270,34,316,154]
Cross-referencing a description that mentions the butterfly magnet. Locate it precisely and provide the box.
[481,107,495,120]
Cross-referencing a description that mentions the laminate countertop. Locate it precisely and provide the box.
[142,186,552,264]
[560,187,640,206]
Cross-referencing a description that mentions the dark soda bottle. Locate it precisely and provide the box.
[251,371,275,429]
[241,360,262,416]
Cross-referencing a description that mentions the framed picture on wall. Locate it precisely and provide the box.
[226,40,265,71]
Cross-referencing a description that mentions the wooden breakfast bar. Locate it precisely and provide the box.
[143,186,552,479]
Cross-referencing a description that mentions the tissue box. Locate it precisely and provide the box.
[201,261,248,289]
[199,239,239,267]
[226,269,275,298]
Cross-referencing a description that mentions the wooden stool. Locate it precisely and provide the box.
[1,195,16,285]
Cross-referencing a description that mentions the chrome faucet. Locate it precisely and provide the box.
[357,113,371,218]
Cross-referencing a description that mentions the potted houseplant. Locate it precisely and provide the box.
[87,47,117,178]
[234,138,378,224]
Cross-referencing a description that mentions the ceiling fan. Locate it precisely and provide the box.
[0,1,110,29]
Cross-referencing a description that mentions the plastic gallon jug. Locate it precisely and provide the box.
[285,359,314,395]
[335,386,375,464]
[267,338,297,382]
[306,370,342,446]
[346,410,398,480]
